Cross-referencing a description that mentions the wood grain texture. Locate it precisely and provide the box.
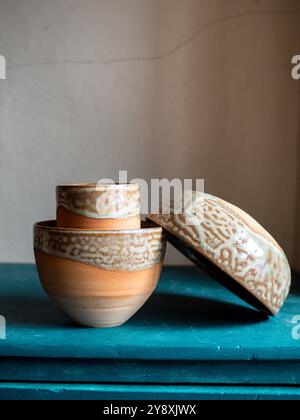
[1,358,300,386]
[1,383,300,400]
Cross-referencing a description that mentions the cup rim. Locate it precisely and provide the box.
[56,183,140,190]
[34,220,163,235]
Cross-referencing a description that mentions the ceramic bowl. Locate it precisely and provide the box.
[34,221,166,328]
[149,191,291,316]
[56,183,141,230]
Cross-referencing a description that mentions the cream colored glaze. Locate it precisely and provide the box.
[56,183,140,221]
[35,250,162,328]
[220,199,281,249]
[34,221,166,272]
[149,191,291,315]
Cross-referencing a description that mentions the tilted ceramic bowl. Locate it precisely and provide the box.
[149,191,291,316]
[56,183,141,230]
[34,221,166,328]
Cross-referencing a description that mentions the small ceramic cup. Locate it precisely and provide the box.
[34,221,166,328]
[56,183,141,230]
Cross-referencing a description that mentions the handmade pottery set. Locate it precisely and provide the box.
[34,184,166,328]
[34,184,292,328]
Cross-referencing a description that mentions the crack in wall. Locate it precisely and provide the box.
[7,7,300,71]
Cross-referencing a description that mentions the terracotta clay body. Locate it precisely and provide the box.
[34,221,166,327]
[56,183,141,231]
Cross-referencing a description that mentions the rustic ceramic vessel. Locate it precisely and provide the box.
[34,221,166,328]
[148,191,291,316]
[56,183,141,230]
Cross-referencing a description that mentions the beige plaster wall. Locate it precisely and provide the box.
[0,0,299,266]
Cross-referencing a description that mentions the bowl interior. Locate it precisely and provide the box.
[34,219,162,235]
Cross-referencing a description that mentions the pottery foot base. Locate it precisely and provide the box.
[52,294,152,328]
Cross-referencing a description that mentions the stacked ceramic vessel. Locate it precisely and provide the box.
[34,186,292,328]
[34,184,166,328]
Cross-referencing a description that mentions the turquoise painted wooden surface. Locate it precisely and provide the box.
[0,383,300,401]
[1,265,300,360]
[0,264,300,390]
[1,358,300,385]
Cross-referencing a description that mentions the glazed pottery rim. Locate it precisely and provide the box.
[147,205,291,316]
[160,225,276,315]
[34,220,162,236]
[56,183,140,190]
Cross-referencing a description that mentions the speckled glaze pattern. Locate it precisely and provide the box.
[56,184,140,219]
[149,192,291,315]
[34,221,166,272]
